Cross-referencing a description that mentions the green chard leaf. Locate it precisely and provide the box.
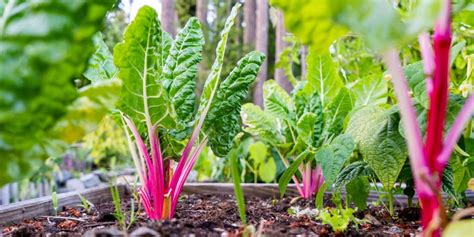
[163,17,204,124]
[334,160,374,190]
[346,106,408,189]
[316,134,355,187]
[205,51,265,157]
[324,87,354,137]
[241,103,285,145]
[263,80,295,120]
[352,74,387,108]
[294,90,324,147]
[114,6,176,129]
[197,3,241,115]
[84,32,117,83]
[0,0,113,185]
[305,51,343,107]
[346,176,370,210]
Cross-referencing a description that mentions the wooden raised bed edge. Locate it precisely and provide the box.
[1,183,473,226]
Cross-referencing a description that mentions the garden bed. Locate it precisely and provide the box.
[1,184,473,236]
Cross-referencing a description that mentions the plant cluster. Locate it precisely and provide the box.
[115,4,264,220]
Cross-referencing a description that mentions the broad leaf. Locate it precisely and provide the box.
[297,113,317,147]
[346,176,370,210]
[205,51,265,156]
[305,52,343,106]
[315,134,355,187]
[84,32,117,83]
[163,18,204,124]
[114,6,177,130]
[294,90,324,147]
[404,62,428,108]
[241,103,285,145]
[324,87,354,136]
[352,74,387,108]
[334,160,374,189]
[271,0,348,53]
[346,106,408,189]
[258,158,277,183]
[263,80,295,120]
[249,142,267,165]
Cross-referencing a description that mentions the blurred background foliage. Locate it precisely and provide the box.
[0,0,472,209]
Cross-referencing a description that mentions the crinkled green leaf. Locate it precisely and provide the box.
[324,87,354,137]
[114,6,176,129]
[263,80,295,120]
[305,52,343,106]
[0,0,113,185]
[163,18,204,124]
[404,61,428,108]
[197,3,240,115]
[205,51,265,157]
[316,134,355,187]
[294,90,324,147]
[346,106,408,188]
[346,176,370,210]
[84,32,117,84]
[334,160,374,190]
[297,113,317,147]
[241,103,285,146]
[297,111,324,148]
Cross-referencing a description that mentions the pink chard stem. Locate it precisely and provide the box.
[425,0,452,173]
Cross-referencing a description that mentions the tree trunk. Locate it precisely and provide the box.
[161,0,177,38]
[274,10,292,93]
[253,0,268,107]
[196,0,207,27]
[243,0,256,48]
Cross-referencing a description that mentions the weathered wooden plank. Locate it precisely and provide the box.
[0,185,127,226]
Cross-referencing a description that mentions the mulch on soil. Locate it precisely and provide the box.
[2,193,422,236]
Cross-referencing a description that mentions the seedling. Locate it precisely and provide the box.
[52,191,58,216]
[78,194,94,214]
[110,185,137,231]
[318,207,363,233]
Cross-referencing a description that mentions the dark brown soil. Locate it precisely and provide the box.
[2,193,421,236]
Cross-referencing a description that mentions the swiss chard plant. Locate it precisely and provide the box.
[114,4,265,220]
[241,48,355,199]
[273,0,474,235]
